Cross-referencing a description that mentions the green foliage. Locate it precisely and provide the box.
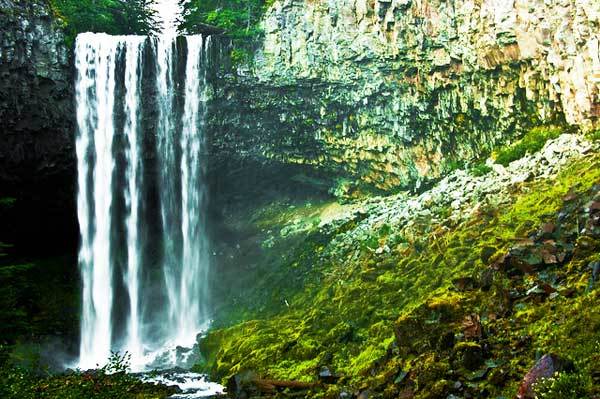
[0,263,35,344]
[586,128,600,141]
[178,0,275,41]
[50,0,159,46]
[0,352,174,398]
[230,47,252,66]
[533,372,592,399]
[444,159,466,173]
[0,255,78,348]
[471,162,493,177]
[0,197,16,208]
[494,126,563,167]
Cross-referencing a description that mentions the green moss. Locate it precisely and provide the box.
[471,162,493,177]
[494,126,563,167]
[348,336,395,376]
[534,371,593,399]
[0,353,175,398]
[586,128,600,141]
[199,151,600,396]
[230,47,253,67]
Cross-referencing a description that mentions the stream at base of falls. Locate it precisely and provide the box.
[141,371,223,398]
[131,340,224,397]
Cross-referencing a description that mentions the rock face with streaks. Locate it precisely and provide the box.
[0,0,75,250]
[210,0,600,194]
[0,0,73,182]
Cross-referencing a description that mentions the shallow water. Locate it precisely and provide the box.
[141,370,224,398]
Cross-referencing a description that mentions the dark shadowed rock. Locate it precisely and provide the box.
[318,366,339,384]
[357,389,371,399]
[452,277,477,292]
[0,0,77,251]
[589,261,600,288]
[455,342,484,371]
[540,223,556,239]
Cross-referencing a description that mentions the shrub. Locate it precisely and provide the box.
[0,197,16,208]
[533,371,591,399]
[0,351,174,398]
[494,126,562,167]
[471,163,493,177]
[586,129,600,141]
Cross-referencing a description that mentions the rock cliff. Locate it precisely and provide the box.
[0,0,75,250]
[210,0,600,194]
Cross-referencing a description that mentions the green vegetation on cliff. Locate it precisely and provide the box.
[494,126,564,167]
[49,0,159,44]
[178,0,274,39]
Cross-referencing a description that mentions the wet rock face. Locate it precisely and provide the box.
[213,0,600,192]
[0,0,76,250]
[0,0,73,183]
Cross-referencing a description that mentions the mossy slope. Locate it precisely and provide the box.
[199,142,600,398]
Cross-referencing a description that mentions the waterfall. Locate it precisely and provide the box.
[122,36,145,365]
[176,34,210,346]
[74,33,212,370]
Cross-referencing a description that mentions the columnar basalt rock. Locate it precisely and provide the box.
[0,0,75,249]
[0,0,73,182]
[210,0,600,194]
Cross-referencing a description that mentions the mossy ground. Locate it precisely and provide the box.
[0,354,177,399]
[199,147,600,398]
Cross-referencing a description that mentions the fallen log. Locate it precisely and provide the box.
[254,378,320,391]
[227,371,321,398]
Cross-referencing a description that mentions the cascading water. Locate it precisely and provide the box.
[74,32,214,378]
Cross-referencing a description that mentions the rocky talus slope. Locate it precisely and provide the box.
[201,133,600,399]
[210,0,600,194]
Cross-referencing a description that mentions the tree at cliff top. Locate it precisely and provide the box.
[51,0,160,41]
[178,0,274,39]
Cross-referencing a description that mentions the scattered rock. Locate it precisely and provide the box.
[588,201,600,213]
[540,222,556,238]
[563,192,578,202]
[461,314,483,340]
[589,261,600,288]
[357,389,371,399]
[455,342,484,370]
[452,277,477,292]
[517,354,575,398]
[318,366,339,384]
